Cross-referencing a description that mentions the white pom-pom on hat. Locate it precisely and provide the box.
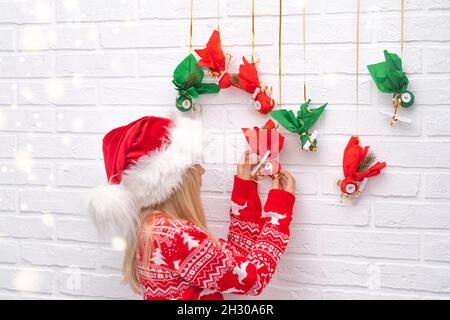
[86,183,139,237]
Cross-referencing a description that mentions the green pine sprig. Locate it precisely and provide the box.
[357,152,376,172]
[230,74,240,87]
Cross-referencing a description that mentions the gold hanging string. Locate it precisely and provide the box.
[302,1,307,101]
[189,0,194,52]
[278,0,283,107]
[400,0,404,57]
[251,0,255,62]
[355,0,360,135]
[217,0,221,31]
[390,0,405,126]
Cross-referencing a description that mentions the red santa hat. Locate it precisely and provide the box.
[87,114,203,235]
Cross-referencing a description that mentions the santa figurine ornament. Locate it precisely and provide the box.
[337,136,387,199]
[242,119,285,179]
[367,50,414,126]
[172,54,220,112]
[195,30,275,114]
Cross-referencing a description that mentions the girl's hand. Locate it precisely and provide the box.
[237,150,257,181]
[272,169,296,195]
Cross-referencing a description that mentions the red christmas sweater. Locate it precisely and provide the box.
[136,175,296,300]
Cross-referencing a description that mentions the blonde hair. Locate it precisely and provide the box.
[122,166,215,294]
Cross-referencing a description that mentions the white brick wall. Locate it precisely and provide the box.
[0,0,449,300]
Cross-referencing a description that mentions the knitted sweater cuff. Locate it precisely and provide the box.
[232,175,258,200]
[264,189,296,219]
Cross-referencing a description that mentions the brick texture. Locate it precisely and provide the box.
[0,0,449,300]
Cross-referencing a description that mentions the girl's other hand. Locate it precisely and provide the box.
[237,150,257,181]
[272,169,296,195]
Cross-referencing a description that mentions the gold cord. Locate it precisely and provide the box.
[400,0,404,57]
[302,1,307,101]
[189,0,193,52]
[355,0,360,135]
[391,0,405,126]
[391,95,400,127]
[278,0,283,107]
[251,0,255,63]
[217,0,221,31]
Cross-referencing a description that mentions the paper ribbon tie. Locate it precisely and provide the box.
[358,178,369,193]
[251,150,271,177]
[302,130,319,151]
[379,110,412,124]
[252,87,261,100]
[218,55,233,82]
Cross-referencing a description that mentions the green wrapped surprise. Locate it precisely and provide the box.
[367,50,414,108]
[172,54,220,112]
[270,99,327,152]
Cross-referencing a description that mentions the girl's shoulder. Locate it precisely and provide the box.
[142,212,202,237]
[140,213,210,258]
